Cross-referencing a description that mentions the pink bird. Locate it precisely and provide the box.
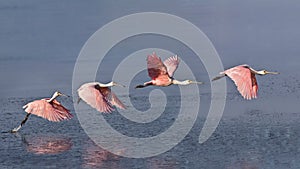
[77,82,126,113]
[212,64,279,100]
[135,52,203,88]
[11,91,73,132]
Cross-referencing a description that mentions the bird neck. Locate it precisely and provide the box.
[172,79,189,85]
[251,69,266,76]
[48,92,59,102]
[99,82,114,87]
[249,67,263,75]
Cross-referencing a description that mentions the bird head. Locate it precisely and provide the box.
[54,91,69,97]
[48,91,69,102]
[257,70,279,76]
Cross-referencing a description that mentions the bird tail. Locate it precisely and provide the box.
[212,74,226,81]
[77,97,81,104]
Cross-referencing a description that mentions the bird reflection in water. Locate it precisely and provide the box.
[226,152,262,169]
[82,140,124,168]
[146,157,179,169]
[22,135,72,155]
[226,161,259,169]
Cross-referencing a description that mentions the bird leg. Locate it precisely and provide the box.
[11,113,31,133]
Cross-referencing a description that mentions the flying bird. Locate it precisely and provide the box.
[135,52,203,88]
[11,91,72,133]
[212,64,279,100]
[77,82,126,113]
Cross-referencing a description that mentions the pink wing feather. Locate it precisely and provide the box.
[98,87,126,110]
[146,53,173,86]
[78,84,114,113]
[224,65,258,100]
[78,83,126,113]
[163,55,180,77]
[251,73,258,98]
[147,53,168,79]
[110,92,126,110]
[23,99,72,122]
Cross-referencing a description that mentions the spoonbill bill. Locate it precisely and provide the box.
[135,52,203,88]
[77,82,126,113]
[11,91,72,133]
[212,64,279,100]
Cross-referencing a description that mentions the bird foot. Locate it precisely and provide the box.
[10,126,21,133]
[10,129,18,133]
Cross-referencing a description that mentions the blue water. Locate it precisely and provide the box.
[1,0,300,168]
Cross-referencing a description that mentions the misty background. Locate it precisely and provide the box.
[0,0,299,98]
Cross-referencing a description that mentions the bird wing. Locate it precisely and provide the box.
[98,87,126,110]
[23,99,72,122]
[163,55,180,77]
[110,92,126,110]
[78,84,114,113]
[224,65,258,100]
[147,53,169,79]
[251,73,258,98]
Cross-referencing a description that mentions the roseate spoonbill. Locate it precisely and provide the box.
[212,64,279,100]
[11,91,72,133]
[77,82,126,113]
[135,52,203,88]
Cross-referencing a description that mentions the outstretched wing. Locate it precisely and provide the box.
[23,99,72,122]
[110,92,126,110]
[224,65,258,100]
[147,53,169,79]
[78,83,114,113]
[163,55,180,77]
[98,87,126,110]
